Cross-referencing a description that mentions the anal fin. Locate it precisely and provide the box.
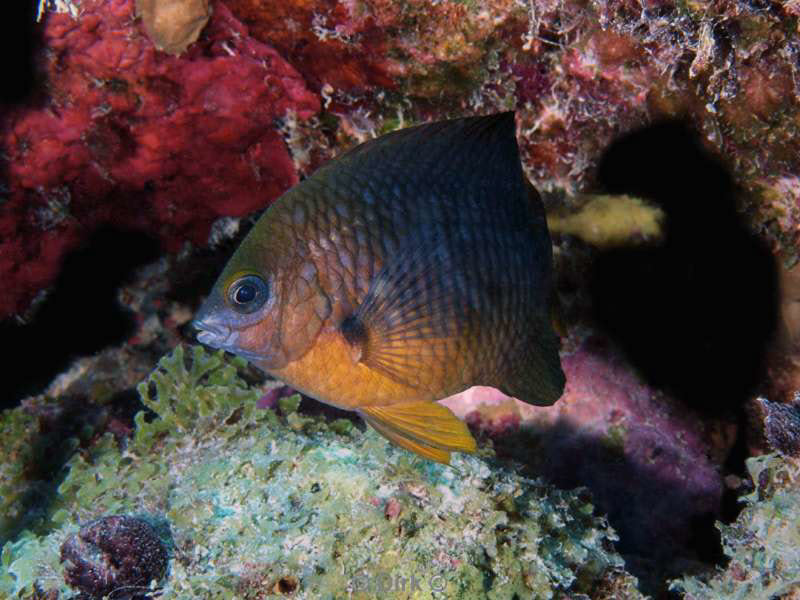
[362,415,452,464]
[359,402,477,465]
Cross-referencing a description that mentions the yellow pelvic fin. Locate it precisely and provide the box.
[359,402,477,465]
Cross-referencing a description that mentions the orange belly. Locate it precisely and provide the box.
[266,329,438,410]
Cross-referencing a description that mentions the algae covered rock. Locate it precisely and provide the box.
[0,408,46,542]
[671,453,800,599]
[1,345,641,599]
[0,397,83,544]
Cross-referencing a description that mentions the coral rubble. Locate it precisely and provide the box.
[1,346,643,599]
[671,453,800,599]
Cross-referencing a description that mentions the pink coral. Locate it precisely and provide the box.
[0,0,319,319]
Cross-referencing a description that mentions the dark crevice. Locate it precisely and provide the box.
[3,227,161,408]
[1,0,47,108]
[533,120,782,594]
[589,120,779,417]
[586,123,780,558]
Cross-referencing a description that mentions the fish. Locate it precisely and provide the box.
[193,112,565,464]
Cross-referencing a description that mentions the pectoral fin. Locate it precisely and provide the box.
[359,402,477,465]
[340,230,476,392]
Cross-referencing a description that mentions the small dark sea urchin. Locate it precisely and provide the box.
[60,515,168,599]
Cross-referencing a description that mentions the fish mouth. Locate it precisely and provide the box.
[192,318,228,345]
[192,319,264,362]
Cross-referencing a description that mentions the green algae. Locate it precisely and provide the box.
[0,399,82,545]
[671,453,800,599]
[0,408,42,540]
[1,345,641,599]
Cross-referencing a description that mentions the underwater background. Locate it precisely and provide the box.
[2,0,800,598]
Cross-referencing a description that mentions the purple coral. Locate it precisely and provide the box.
[60,515,168,599]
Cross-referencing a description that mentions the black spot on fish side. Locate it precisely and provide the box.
[589,120,779,417]
[340,314,368,347]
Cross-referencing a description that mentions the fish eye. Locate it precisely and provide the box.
[227,275,268,313]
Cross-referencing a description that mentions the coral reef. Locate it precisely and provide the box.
[1,0,318,319]
[223,0,521,102]
[60,515,168,599]
[222,0,800,259]
[442,337,729,590]
[4,0,797,595]
[0,346,644,599]
[671,453,800,599]
[9,0,799,319]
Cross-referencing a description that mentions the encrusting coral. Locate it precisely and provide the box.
[671,453,800,599]
[546,194,665,248]
[1,345,642,599]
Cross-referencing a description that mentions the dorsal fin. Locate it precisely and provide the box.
[335,112,518,168]
[302,112,530,230]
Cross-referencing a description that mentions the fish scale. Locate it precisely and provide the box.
[194,112,565,463]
